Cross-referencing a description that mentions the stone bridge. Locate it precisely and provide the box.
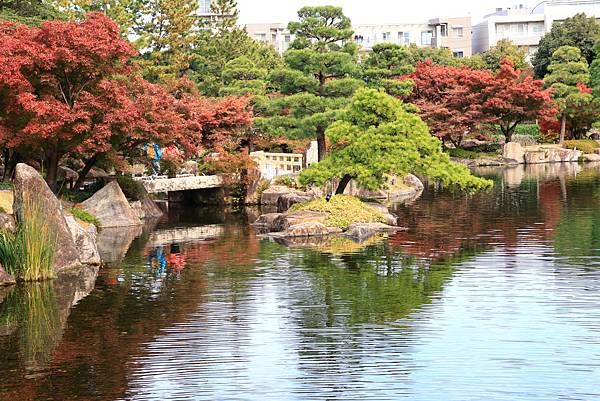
[139,175,223,194]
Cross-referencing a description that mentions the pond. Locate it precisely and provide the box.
[1,163,600,400]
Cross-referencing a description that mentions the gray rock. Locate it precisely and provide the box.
[503,142,525,164]
[277,192,315,213]
[403,174,424,191]
[65,215,101,266]
[260,185,296,205]
[583,153,600,162]
[252,213,283,232]
[0,264,16,286]
[141,197,163,219]
[0,213,16,233]
[272,210,329,232]
[365,202,398,226]
[13,163,80,272]
[130,201,145,220]
[344,223,403,242]
[58,166,79,182]
[81,181,142,228]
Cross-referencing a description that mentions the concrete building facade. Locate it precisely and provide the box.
[244,23,294,54]
[472,1,600,58]
[352,17,472,57]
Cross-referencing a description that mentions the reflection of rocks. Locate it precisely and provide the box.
[82,181,142,228]
[270,222,342,238]
[96,225,142,265]
[54,264,99,310]
[150,225,224,246]
[504,166,525,188]
[345,223,404,241]
[271,232,388,254]
[13,163,80,272]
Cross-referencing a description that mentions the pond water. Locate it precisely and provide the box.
[1,163,600,400]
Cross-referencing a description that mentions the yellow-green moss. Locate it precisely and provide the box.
[564,139,600,154]
[289,194,386,230]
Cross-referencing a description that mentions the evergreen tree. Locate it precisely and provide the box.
[257,6,363,161]
[544,46,593,143]
[362,43,415,97]
[533,13,600,78]
[299,88,493,194]
[52,0,137,34]
[0,0,62,25]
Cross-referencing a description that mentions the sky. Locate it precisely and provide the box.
[236,0,537,25]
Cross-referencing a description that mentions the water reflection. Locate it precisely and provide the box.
[2,163,600,400]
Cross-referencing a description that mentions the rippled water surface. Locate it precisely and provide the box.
[2,163,600,400]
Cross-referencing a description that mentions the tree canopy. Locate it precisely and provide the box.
[300,88,493,194]
[544,46,593,142]
[532,13,600,78]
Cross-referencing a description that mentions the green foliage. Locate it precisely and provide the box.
[52,0,137,33]
[590,40,600,97]
[362,43,415,96]
[0,0,63,26]
[299,88,493,192]
[69,207,100,226]
[272,175,298,189]
[289,194,385,230]
[115,175,147,201]
[219,56,268,97]
[563,139,600,154]
[0,193,56,281]
[478,39,527,71]
[259,6,361,161]
[533,13,600,78]
[0,181,13,190]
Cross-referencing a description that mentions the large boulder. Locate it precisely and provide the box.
[130,201,145,220]
[141,197,163,219]
[252,213,283,233]
[260,185,296,205]
[365,202,398,226]
[81,181,142,228]
[271,222,341,238]
[13,163,80,272]
[503,142,525,164]
[524,150,546,164]
[0,264,15,286]
[272,210,329,232]
[65,216,101,266]
[0,213,16,233]
[277,192,316,213]
[583,153,600,162]
[344,223,402,242]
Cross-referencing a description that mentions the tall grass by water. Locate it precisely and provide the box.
[0,193,57,281]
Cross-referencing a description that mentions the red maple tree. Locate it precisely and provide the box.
[481,59,557,143]
[408,61,495,148]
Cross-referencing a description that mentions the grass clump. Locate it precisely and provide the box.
[563,139,599,154]
[69,207,100,227]
[289,194,386,230]
[0,194,56,281]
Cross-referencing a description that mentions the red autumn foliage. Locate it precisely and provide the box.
[408,61,495,147]
[0,14,253,190]
[481,59,557,142]
[0,13,135,189]
[406,59,558,146]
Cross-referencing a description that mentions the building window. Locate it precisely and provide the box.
[452,27,464,37]
[398,31,410,45]
[199,0,212,14]
[440,24,448,37]
[382,32,391,41]
[421,31,433,46]
[453,51,464,58]
[284,35,291,42]
[255,33,266,42]
[532,24,544,34]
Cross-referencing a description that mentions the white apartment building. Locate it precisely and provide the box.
[353,17,472,57]
[472,1,600,58]
[244,23,294,54]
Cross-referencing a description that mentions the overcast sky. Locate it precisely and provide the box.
[236,0,537,25]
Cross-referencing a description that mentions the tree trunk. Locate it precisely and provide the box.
[559,113,567,144]
[335,174,353,195]
[317,128,326,161]
[73,153,99,190]
[45,150,59,193]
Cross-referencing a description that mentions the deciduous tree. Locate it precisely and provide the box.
[299,88,493,194]
[482,59,556,142]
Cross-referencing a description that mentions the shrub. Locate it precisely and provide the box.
[289,195,386,230]
[564,139,600,154]
[0,181,13,190]
[69,207,100,227]
[512,135,538,146]
[0,193,56,281]
[469,143,502,153]
[272,175,298,189]
[116,175,147,201]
